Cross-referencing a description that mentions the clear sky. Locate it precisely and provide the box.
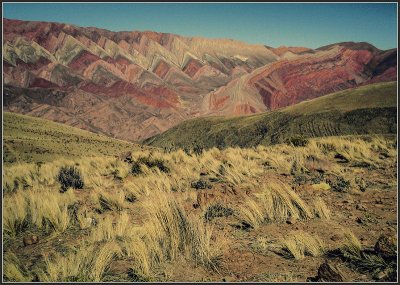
[2,2,398,50]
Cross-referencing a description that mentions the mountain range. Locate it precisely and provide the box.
[3,18,397,141]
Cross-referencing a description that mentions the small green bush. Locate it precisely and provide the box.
[57,166,84,192]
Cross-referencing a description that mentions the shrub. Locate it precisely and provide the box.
[131,157,170,175]
[191,180,212,190]
[280,231,325,260]
[204,203,233,222]
[326,176,350,192]
[192,141,205,155]
[57,166,84,192]
[287,136,309,147]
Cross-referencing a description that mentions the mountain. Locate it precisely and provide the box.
[3,19,397,141]
[144,81,397,149]
[202,42,397,116]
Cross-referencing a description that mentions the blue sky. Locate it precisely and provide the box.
[3,3,398,49]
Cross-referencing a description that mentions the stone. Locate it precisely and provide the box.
[316,260,345,282]
[355,204,367,211]
[23,235,39,246]
[286,217,297,225]
[330,235,341,241]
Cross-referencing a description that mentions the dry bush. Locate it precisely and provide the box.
[91,212,133,242]
[4,187,76,235]
[3,252,32,282]
[38,242,120,282]
[342,228,362,256]
[120,194,222,280]
[280,231,325,260]
[237,198,265,228]
[313,197,331,220]
[3,191,28,237]
[28,188,76,232]
[93,188,126,212]
[238,181,313,228]
[219,148,264,185]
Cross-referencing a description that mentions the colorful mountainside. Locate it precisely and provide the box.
[3,19,397,141]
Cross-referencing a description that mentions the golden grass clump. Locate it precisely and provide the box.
[313,197,331,220]
[3,252,32,282]
[237,198,265,228]
[91,211,133,242]
[96,188,127,212]
[142,193,219,266]
[38,242,120,282]
[280,231,325,260]
[3,191,28,237]
[238,181,313,228]
[118,193,222,279]
[342,228,362,256]
[4,187,76,236]
[28,188,76,232]
[219,148,264,186]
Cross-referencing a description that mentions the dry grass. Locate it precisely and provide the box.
[279,231,325,260]
[28,188,76,232]
[91,211,133,242]
[38,242,120,282]
[3,191,28,237]
[313,197,331,220]
[139,192,219,267]
[238,180,313,228]
[3,187,76,236]
[3,252,32,282]
[342,228,362,256]
[96,188,127,212]
[2,135,396,281]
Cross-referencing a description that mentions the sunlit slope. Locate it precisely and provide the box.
[145,81,397,149]
[3,112,143,164]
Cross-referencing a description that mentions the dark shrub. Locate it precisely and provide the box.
[57,166,84,192]
[204,203,234,222]
[131,161,142,175]
[131,156,170,175]
[127,268,151,282]
[192,141,205,155]
[326,175,350,192]
[287,136,309,147]
[191,179,212,190]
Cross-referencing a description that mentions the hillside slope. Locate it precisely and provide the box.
[3,112,143,164]
[145,81,397,149]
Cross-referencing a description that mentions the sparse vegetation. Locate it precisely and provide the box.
[2,122,397,282]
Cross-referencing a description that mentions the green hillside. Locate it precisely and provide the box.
[3,112,143,164]
[144,81,397,149]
